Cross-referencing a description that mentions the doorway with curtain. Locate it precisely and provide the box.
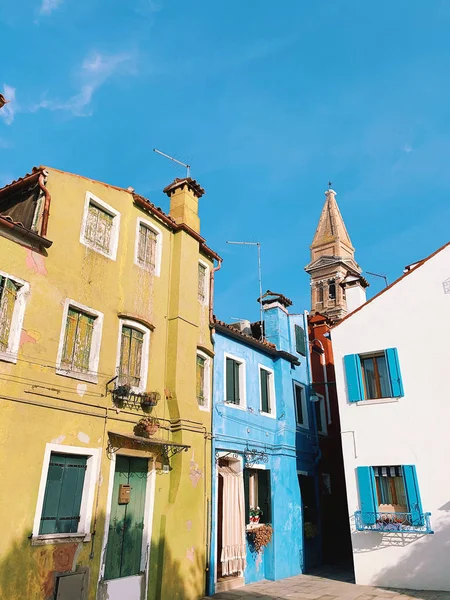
[216,458,246,590]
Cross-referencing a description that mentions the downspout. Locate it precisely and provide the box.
[38,172,51,237]
[209,258,222,324]
[311,338,331,426]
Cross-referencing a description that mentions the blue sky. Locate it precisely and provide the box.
[2,1,450,322]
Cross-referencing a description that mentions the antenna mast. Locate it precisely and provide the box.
[153,148,191,178]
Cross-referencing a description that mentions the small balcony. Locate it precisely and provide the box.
[355,511,433,534]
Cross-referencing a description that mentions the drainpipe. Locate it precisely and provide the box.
[303,310,322,466]
[209,258,222,324]
[310,338,331,426]
[38,172,51,237]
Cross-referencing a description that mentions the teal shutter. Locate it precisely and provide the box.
[403,465,423,526]
[234,360,240,404]
[385,348,404,397]
[356,466,378,525]
[40,454,87,535]
[344,354,364,402]
[295,325,306,356]
[226,358,235,403]
[260,369,270,413]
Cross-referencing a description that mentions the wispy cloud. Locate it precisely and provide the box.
[31,50,138,117]
[39,0,64,16]
[402,143,413,153]
[0,85,15,125]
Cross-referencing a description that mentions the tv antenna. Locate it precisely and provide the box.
[366,271,389,288]
[153,148,191,178]
[226,241,264,340]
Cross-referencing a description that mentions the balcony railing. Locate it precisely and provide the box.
[355,511,433,534]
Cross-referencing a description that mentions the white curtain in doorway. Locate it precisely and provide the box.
[219,465,247,576]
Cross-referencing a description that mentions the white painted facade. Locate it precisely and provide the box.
[333,242,450,591]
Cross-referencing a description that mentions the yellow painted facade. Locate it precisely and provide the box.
[0,167,218,600]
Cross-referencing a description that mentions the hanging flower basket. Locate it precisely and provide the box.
[112,384,131,407]
[247,523,273,553]
[139,391,160,409]
[135,416,160,437]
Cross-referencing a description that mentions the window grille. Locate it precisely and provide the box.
[198,263,207,302]
[196,355,206,406]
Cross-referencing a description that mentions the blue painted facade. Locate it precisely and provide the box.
[209,296,320,593]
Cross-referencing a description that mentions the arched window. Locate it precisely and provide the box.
[328,283,336,300]
[318,285,324,303]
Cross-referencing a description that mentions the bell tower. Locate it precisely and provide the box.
[304,188,367,322]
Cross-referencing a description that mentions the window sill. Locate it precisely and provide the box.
[0,351,18,364]
[223,401,246,411]
[260,411,276,419]
[135,261,160,277]
[198,404,210,412]
[31,533,91,546]
[56,368,98,384]
[356,398,399,406]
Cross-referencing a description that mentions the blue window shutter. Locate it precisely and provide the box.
[403,465,424,526]
[344,354,364,402]
[385,348,404,397]
[356,466,378,525]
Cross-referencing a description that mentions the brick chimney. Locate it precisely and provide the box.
[163,177,205,233]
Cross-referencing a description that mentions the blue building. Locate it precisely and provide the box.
[209,292,320,594]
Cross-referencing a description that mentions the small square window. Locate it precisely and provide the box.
[80,193,120,260]
[361,353,391,399]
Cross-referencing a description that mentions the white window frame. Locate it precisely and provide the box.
[115,318,151,393]
[294,381,309,429]
[31,443,101,545]
[134,217,163,277]
[258,364,276,418]
[56,298,104,384]
[80,191,121,260]
[315,392,327,435]
[0,270,29,364]
[196,350,211,412]
[198,259,209,306]
[223,352,247,410]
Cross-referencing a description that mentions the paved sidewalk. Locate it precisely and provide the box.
[204,567,450,600]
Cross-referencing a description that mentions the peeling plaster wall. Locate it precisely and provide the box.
[0,168,214,600]
[210,310,316,592]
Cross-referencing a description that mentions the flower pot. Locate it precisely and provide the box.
[144,422,159,436]
[250,516,260,525]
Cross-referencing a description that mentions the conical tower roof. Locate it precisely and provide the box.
[310,189,354,255]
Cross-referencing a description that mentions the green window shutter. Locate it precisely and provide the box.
[385,348,404,397]
[257,470,272,524]
[40,454,87,535]
[196,355,205,405]
[260,369,270,413]
[234,360,240,404]
[76,312,94,372]
[295,325,306,356]
[356,466,378,525]
[402,465,424,526]
[0,277,18,352]
[294,384,304,425]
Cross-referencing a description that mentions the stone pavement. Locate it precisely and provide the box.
[204,566,450,600]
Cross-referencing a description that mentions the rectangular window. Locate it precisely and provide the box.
[119,326,144,387]
[198,262,207,303]
[61,308,95,373]
[318,285,324,303]
[294,383,308,427]
[137,224,157,270]
[315,393,327,434]
[361,354,391,399]
[39,453,87,535]
[0,276,19,352]
[244,469,271,525]
[225,357,241,405]
[196,354,206,406]
[374,466,407,510]
[344,348,404,402]
[294,324,306,356]
[259,366,274,415]
[85,202,114,253]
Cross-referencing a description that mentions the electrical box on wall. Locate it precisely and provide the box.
[118,484,131,504]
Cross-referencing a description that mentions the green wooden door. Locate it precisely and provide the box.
[104,456,148,580]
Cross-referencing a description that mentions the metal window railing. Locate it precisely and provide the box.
[355,511,433,534]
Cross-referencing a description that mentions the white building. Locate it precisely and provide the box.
[332,241,450,591]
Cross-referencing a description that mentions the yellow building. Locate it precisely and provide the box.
[0,166,220,600]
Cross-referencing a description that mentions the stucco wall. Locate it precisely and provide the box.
[332,244,450,591]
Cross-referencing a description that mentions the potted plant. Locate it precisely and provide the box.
[250,506,262,525]
[113,384,131,407]
[140,391,160,409]
[247,523,273,553]
[136,416,160,437]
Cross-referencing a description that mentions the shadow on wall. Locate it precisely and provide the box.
[352,509,450,591]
